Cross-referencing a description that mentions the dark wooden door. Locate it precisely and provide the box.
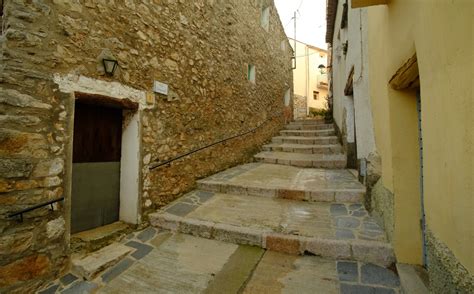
[71,102,122,233]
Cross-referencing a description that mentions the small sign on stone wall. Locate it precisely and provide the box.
[153,81,169,95]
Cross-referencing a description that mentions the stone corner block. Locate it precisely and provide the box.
[149,212,182,231]
[351,241,396,267]
[263,233,305,255]
[304,238,351,260]
[178,218,215,239]
[212,223,262,246]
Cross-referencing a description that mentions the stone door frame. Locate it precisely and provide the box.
[54,74,147,229]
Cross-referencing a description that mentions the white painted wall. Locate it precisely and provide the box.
[348,8,376,159]
[330,1,376,159]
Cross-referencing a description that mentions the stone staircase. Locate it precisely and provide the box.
[149,119,395,267]
[255,120,346,168]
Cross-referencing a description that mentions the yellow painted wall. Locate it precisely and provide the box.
[367,0,473,272]
[291,39,328,113]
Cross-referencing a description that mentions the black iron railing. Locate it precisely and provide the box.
[149,111,284,170]
[8,197,64,222]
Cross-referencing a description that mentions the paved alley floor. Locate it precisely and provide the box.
[39,228,401,294]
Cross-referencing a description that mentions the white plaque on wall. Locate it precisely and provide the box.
[153,81,169,95]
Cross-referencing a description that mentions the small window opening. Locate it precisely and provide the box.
[281,40,286,52]
[247,64,256,83]
[313,91,320,100]
[284,89,291,106]
[341,0,348,29]
[261,6,270,31]
[1,0,4,35]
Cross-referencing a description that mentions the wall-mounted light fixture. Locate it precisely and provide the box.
[102,58,119,76]
[318,64,327,74]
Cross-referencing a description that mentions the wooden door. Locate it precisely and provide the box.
[71,102,122,233]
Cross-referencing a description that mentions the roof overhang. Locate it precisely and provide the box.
[326,0,339,44]
[352,0,390,8]
[389,54,420,90]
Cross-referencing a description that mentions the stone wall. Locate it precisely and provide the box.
[0,0,293,292]
[293,94,306,119]
[369,179,394,243]
[426,229,474,293]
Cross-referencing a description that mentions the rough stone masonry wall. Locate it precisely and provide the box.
[293,94,306,119]
[0,0,293,292]
[426,229,474,293]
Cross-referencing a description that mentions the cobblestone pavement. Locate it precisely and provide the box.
[38,229,401,294]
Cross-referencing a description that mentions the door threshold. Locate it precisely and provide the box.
[71,221,133,254]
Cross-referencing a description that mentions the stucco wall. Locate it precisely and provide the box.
[0,0,293,292]
[366,0,473,291]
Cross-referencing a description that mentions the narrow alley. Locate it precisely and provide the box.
[41,119,401,294]
[0,0,472,293]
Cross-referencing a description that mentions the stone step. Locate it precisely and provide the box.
[280,129,336,137]
[196,163,365,203]
[255,151,346,168]
[149,192,395,266]
[285,124,334,131]
[290,120,327,125]
[272,136,339,145]
[262,143,343,154]
[72,243,133,280]
[71,221,131,254]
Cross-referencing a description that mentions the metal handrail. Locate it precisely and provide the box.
[149,111,284,170]
[8,197,64,222]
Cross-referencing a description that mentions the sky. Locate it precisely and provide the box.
[274,0,327,49]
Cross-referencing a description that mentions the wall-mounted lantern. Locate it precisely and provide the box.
[102,58,119,76]
[318,64,327,74]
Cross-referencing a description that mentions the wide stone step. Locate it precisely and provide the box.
[285,124,334,131]
[262,143,343,154]
[290,120,327,125]
[149,192,395,266]
[255,151,347,169]
[272,136,339,145]
[196,163,365,203]
[280,129,336,137]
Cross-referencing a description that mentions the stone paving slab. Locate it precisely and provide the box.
[197,163,365,203]
[280,129,336,137]
[272,135,339,145]
[243,251,340,293]
[255,151,347,168]
[38,231,400,294]
[263,143,343,154]
[150,193,395,266]
[98,234,239,294]
[396,263,430,294]
[244,252,401,294]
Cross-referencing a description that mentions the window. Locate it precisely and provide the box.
[281,40,286,52]
[313,91,320,100]
[341,0,348,29]
[284,89,291,106]
[261,6,270,31]
[247,64,256,83]
[1,0,4,35]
